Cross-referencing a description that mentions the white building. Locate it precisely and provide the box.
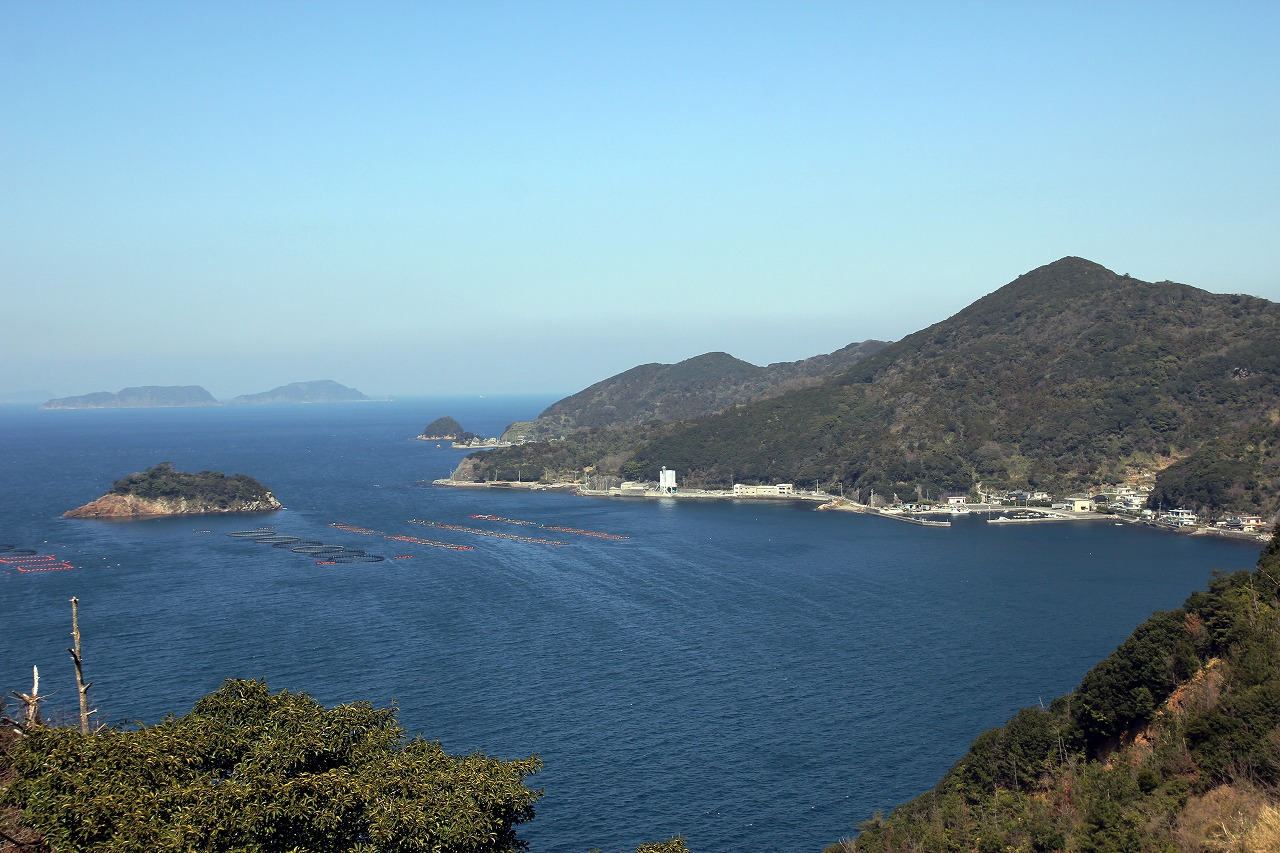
[658,467,677,494]
[732,483,795,497]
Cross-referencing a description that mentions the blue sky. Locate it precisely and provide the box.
[4,1,1278,399]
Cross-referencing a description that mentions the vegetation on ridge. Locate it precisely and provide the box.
[0,679,541,852]
[107,462,275,508]
[837,534,1280,852]
[501,342,887,442]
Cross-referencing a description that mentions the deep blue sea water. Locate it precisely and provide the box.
[0,398,1264,852]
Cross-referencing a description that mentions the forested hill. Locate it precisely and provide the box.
[629,258,1280,506]
[463,258,1280,518]
[501,341,886,440]
[840,534,1280,852]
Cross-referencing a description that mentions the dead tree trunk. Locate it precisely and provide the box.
[69,597,94,734]
[7,666,43,730]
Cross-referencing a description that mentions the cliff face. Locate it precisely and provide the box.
[63,491,284,519]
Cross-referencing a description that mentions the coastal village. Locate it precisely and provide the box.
[422,416,1275,542]
[435,463,1275,542]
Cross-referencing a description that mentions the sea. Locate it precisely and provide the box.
[0,397,1264,852]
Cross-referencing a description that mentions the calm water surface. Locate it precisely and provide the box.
[0,398,1262,852]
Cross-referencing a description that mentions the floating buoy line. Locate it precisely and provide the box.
[1,544,74,573]
[384,533,473,551]
[231,513,628,564]
[328,522,382,535]
[470,514,538,526]
[408,519,568,546]
[228,528,385,564]
[469,515,629,540]
[542,526,629,540]
[328,521,471,552]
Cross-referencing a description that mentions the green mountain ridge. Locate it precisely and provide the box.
[461,257,1280,519]
[501,341,887,441]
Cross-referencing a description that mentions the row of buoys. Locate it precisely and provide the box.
[541,526,629,540]
[407,519,568,546]
[328,522,382,535]
[470,514,539,526]
[1,544,74,573]
[467,515,629,540]
[384,533,474,551]
[329,521,472,552]
[227,529,385,564]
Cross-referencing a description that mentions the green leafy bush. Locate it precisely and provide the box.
[1,679,541,853]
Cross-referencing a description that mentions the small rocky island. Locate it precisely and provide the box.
[417,416,476,442]
[64,462,284,518]
[415,417,511,449]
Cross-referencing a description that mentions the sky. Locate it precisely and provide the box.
[3,1,1278,400]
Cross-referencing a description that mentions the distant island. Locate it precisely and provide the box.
[63,462,283,518]
[41,386,219,410]
[40,380,378,409]
[230,380,372,405]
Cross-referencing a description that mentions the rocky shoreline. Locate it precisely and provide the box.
[63,492,284,519]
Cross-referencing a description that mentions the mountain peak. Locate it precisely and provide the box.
[1015,256,1123,290]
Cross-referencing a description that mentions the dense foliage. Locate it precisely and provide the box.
[108,462,274,507]
[1148,419,1280,516]
[467,258,1280,517]
[454,422,683,484]
[0,679,541,852]
[839,535,1280,852]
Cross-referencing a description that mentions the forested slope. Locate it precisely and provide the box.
[838,534,1280,852]
[464,258,1280,518]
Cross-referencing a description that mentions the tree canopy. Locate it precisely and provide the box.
[1,679,541,853]
[108,462,275,507]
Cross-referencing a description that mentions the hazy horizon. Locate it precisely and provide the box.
[5,2,1278,400]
